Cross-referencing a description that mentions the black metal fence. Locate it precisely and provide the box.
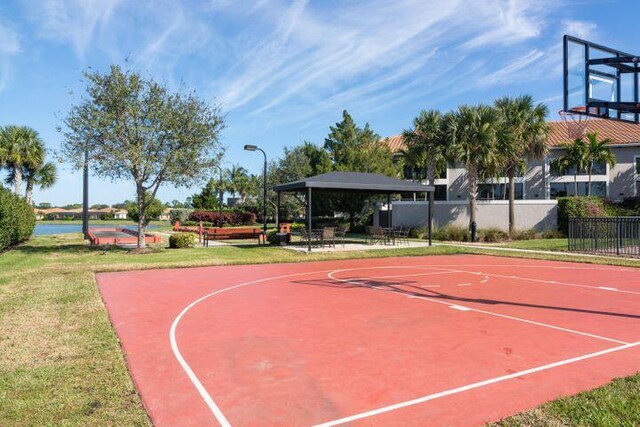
[568,217,640,257]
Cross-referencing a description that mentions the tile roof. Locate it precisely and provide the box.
[383,119,640,153]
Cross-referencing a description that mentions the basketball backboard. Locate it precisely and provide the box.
[563,35,639,123]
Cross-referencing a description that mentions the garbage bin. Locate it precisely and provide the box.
[276,232,288,246]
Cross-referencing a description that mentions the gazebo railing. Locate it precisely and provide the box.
[568,217,640,257]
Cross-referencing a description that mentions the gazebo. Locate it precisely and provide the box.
[273,171,435,251]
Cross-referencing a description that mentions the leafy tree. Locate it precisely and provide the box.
[170,199,188,208]
[584,131,616,196]
[269,142,333,220]
[191,178,222,210]
[323,110,398,226]
[551,138,589,196]
[494,95,549,234]
[401,110,448,184]
[446,105,502,231]
[90,204,110,209]
[111,201,130,209]
[126,194,165,225]
[36,202,52,209]
[59,65,224,247]
[0,126,45,195]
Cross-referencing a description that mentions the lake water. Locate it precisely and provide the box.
[34,224,157,236]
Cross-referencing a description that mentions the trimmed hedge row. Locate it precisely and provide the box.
[0,187,36,250]
[188,210,257,227]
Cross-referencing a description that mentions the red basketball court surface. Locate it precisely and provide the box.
[97,254,640,426]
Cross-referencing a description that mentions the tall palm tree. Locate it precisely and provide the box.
[446,105,502,232]
[0,126,45,195]
[551,138,589,196]
[494,95,550,234]
[24,162,58,205]
[228,164,251,202]
[401,110,448,185]
[584,131,616,196]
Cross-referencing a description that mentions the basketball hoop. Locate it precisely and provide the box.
[559,107,591,140]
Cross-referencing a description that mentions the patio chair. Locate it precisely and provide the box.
[394,226,410,245]
[367,226,385,245]
[335,223,349,247]
[320,226,336,248]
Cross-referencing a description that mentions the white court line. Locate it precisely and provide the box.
[421,265,640,296]
[170,262,639,426]
[314,340,640,427]
[170,268,354,427]
[598,286,618,291]
[328,270,628,345]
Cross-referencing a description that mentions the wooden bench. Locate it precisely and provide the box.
[203,227,266,246]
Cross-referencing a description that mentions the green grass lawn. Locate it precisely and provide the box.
[500,238,568,252]
[1,233,638,426]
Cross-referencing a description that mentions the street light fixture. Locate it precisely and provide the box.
[243,144,268,232]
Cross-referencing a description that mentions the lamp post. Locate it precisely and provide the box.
[244,144,267,233]
[213,164,224,227]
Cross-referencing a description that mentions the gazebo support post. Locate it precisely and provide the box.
[307,187,312,252]
[276,191,281,232]
[428,190,434,246]
[387,194,392,244]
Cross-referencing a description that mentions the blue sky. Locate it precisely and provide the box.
[1,0,639,206]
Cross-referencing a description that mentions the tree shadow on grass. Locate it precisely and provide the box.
[291,276,640,320]
[10,242,128,255]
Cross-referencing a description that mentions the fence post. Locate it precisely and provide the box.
[616,217,621,256]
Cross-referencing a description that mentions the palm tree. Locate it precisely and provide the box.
[0,126,45,195]
[228,164,251,202]
[494,95,550,234]
[551,138,589,196]
[584,131,616,196]
[401,110,448,185]
[446,105,502,233]
[24,162,58,205]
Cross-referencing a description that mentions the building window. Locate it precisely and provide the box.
[635,156,640,175]
[550,181,607,198]
[551,160,607,176]
[478,183,523,200]
[434,184,447,200]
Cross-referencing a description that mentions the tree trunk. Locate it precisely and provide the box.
[574,174,578,196]
[13,167,23,195]
[426,157,436,186]
[587,165,592,196]
[508,169,516,235]
[25,181,34,205]
[467,166,478,230]
[137,190,147,249]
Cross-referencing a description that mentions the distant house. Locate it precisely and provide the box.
[33,206,128,220]
[158,207,171,221]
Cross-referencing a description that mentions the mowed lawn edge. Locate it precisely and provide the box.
[1,233,639,426]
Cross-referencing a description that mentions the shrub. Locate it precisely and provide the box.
[169,232,196,248]
[266,229,292,244]
[0,187,36,251]
[509,228,537,241]
[557,197,606,234]
[188,210,257,227]
[101,212,115,220]
[479,228,510,243]
[169,208,193,225]
[433,225,470,242]
[409,226,427,239]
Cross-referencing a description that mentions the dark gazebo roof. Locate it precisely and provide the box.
[273,171,434,194]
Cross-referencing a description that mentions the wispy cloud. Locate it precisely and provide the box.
[562,20,597,40]
[28,0,122,58]
[0,21,20,92]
